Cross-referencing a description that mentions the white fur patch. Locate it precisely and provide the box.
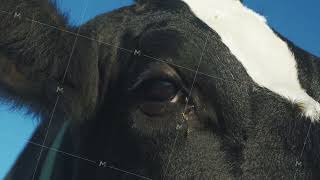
[182,0,320,122]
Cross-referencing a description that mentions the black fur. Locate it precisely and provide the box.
[1,0,320,179]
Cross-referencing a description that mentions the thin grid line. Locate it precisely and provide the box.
[31,95,61,180]
[162,34,209,180]
[299,122,312,158]
[293,121,313,179]
[28,140,97,164]
[28,140,153,180]
[24,17,135,54]
[0,8,249,86]
[30,0,89,179]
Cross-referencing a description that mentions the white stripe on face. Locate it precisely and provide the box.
[181,0,320,121]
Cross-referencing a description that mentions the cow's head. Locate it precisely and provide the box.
[71,0,320,179]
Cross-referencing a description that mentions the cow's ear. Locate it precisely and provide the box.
[0,0,83,120]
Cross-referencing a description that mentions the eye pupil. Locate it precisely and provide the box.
[143,80,177,102]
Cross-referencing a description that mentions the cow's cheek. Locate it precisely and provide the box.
[159,131,234,179]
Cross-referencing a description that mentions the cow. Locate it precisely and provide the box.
[1,0,320,179]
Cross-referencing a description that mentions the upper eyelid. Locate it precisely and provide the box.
[128,65,185,91]
[129,75,180,91]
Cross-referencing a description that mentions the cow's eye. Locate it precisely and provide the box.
[137,80,179,102]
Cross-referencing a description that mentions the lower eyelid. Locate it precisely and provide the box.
[139,102,168,116]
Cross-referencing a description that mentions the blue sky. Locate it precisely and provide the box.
[0,0,319,178]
